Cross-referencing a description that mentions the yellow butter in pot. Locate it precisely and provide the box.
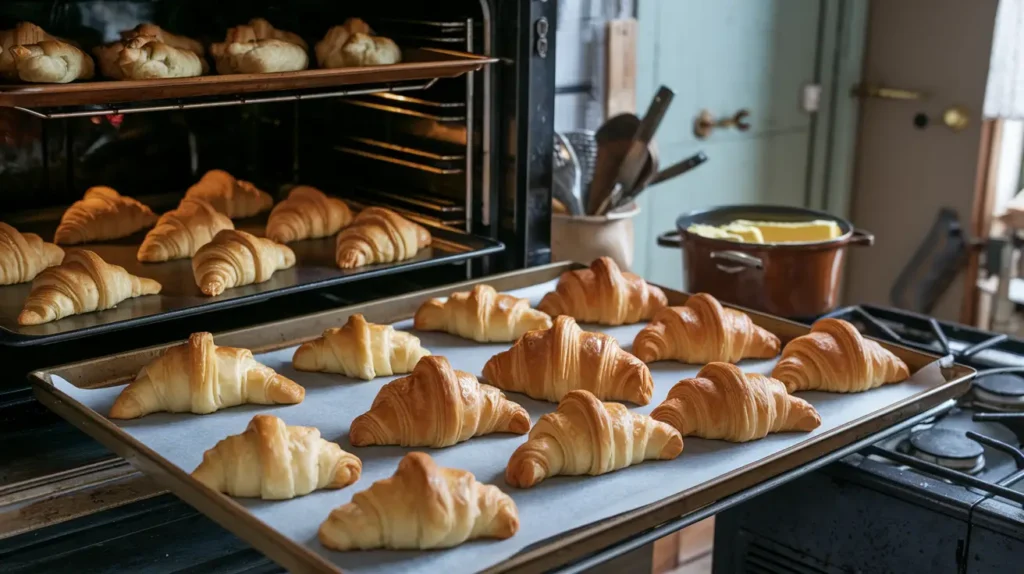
[687,219,841,244]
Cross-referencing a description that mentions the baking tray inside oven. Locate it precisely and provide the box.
[0,212,502,346]
[29,263,976,574]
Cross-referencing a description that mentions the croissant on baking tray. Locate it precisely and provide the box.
[211,18,308,74]
[771,318,910,394]
[292,313,430,380]
[483,315,654,404]
[2,23,94,83]
[537,256,668,325]
[651,362,821,443]
[506,390,682,488]
[18,249,160,326]
[318,452,519,551]
[137,198,234,262]
[54,187,158,245]
[350,356,530,448]
[192,414,361,500]
[116,35,205,79]
[184,170,274,219]
[109,332,305,419]
[0,22,56,79]
[414,284,553,343]
[121,23,205,56]
[265,186,353,244]
[632,293,780,364]
[316,18,401,68]
[335,207,432,269]
[192,229,295,297]
[0,222,64,285]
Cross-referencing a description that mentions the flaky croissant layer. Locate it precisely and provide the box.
[414,283,553,343]
[537,256,667,325]
[293,313,430,380]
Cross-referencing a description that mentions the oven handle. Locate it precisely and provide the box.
[554,399,957,574]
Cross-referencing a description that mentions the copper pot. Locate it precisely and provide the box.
[657,205,874,319]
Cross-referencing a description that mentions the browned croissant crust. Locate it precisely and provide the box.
[18,249,160,325]
[335,207,432,269]
[633,293,780,364]
[771,318,911,393]
[350,356,530,448]
[117,35,204,79]
[537,256,668,325]
[414,284,553,343]
[137,198,234,262]
[651,362,821,442]
[0,222,64,285]
[54,187,158,245]
[316,19,401,68]
[292,313,430,380]
[211,18,308,75]
[265,186,353,243]
[191,229,295,296]
[506,390,682,488]
[483,315,654,404]
[109,332,304,419]
[192,414,361,500]
[184,170,273,219]
[318,452,519,550]
[8,40,94,83]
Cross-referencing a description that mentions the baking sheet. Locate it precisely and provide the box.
[47,279,964,574]
[0,213,502,344]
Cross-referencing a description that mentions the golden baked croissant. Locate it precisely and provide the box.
[120,23,205,56]
[18,249,160,325]
[137,198,234,262]
[651,362,821,442]
[292,313,430,380]
[0,222,64,285]
[316,19,401,68]
[117,35,204,79]
[192,414,361,500]
[318,452,519,550]
[191,229,295,296]
[109,332,305,419]
[265,186,353,243]
[483,315,654,404]
[8,40,94,83]
[537,256,668,325]
[633,293,780,364]
[414,284,553,343]
[772,318,911,393]
[350,356,530,448]
[506,390,682,488]
[211,19,308,75]
[54,187,158,245]
[335,207,432,269]
[184,170,273,219]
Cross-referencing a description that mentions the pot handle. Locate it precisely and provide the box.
[710,250,764,274]
[657,230,682,248]
[850,228,874,246]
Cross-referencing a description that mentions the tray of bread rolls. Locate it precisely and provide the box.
[0,175,503,345]
[29,259,976,574]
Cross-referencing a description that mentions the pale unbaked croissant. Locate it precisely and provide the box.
[211,19,308,75]
[483,315,653,404]
[109,332,305,419]
[633,293,780,364]
[292,313,430,380]
[54,186,158,245]
[265,186,353,243]
[184,170,274,219]
[0,222,64,285]
[316,19,401,68]
[335,207,432,269]
[96,25,206,80]
[0,23,57,79]
[137,198,234,262]
[414,284,553,343]
[506,389,682,488]
[18,249,160,325]
[537,256,668,325]
[771,318,910,393]
[191,229,295,296]
[117,35,204,79]
[318,452,519,550]
[8,40,94,83]
[651,362,821,442]
[192,414,361,500]
[350,355,530,448]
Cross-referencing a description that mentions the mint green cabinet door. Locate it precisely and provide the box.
[633,0,824,290]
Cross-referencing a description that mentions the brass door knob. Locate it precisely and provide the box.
[942,105,970,132]
[694,109,751,139]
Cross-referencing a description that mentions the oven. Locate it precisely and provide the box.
[0,1,555,570]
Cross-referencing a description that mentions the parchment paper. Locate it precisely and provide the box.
[52,280,947,574]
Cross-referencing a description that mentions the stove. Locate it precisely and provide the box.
[714,304,1024,574]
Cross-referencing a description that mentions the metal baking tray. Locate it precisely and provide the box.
[0,213,503,346]
[0,49,496,109]
[29,263,976,574]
